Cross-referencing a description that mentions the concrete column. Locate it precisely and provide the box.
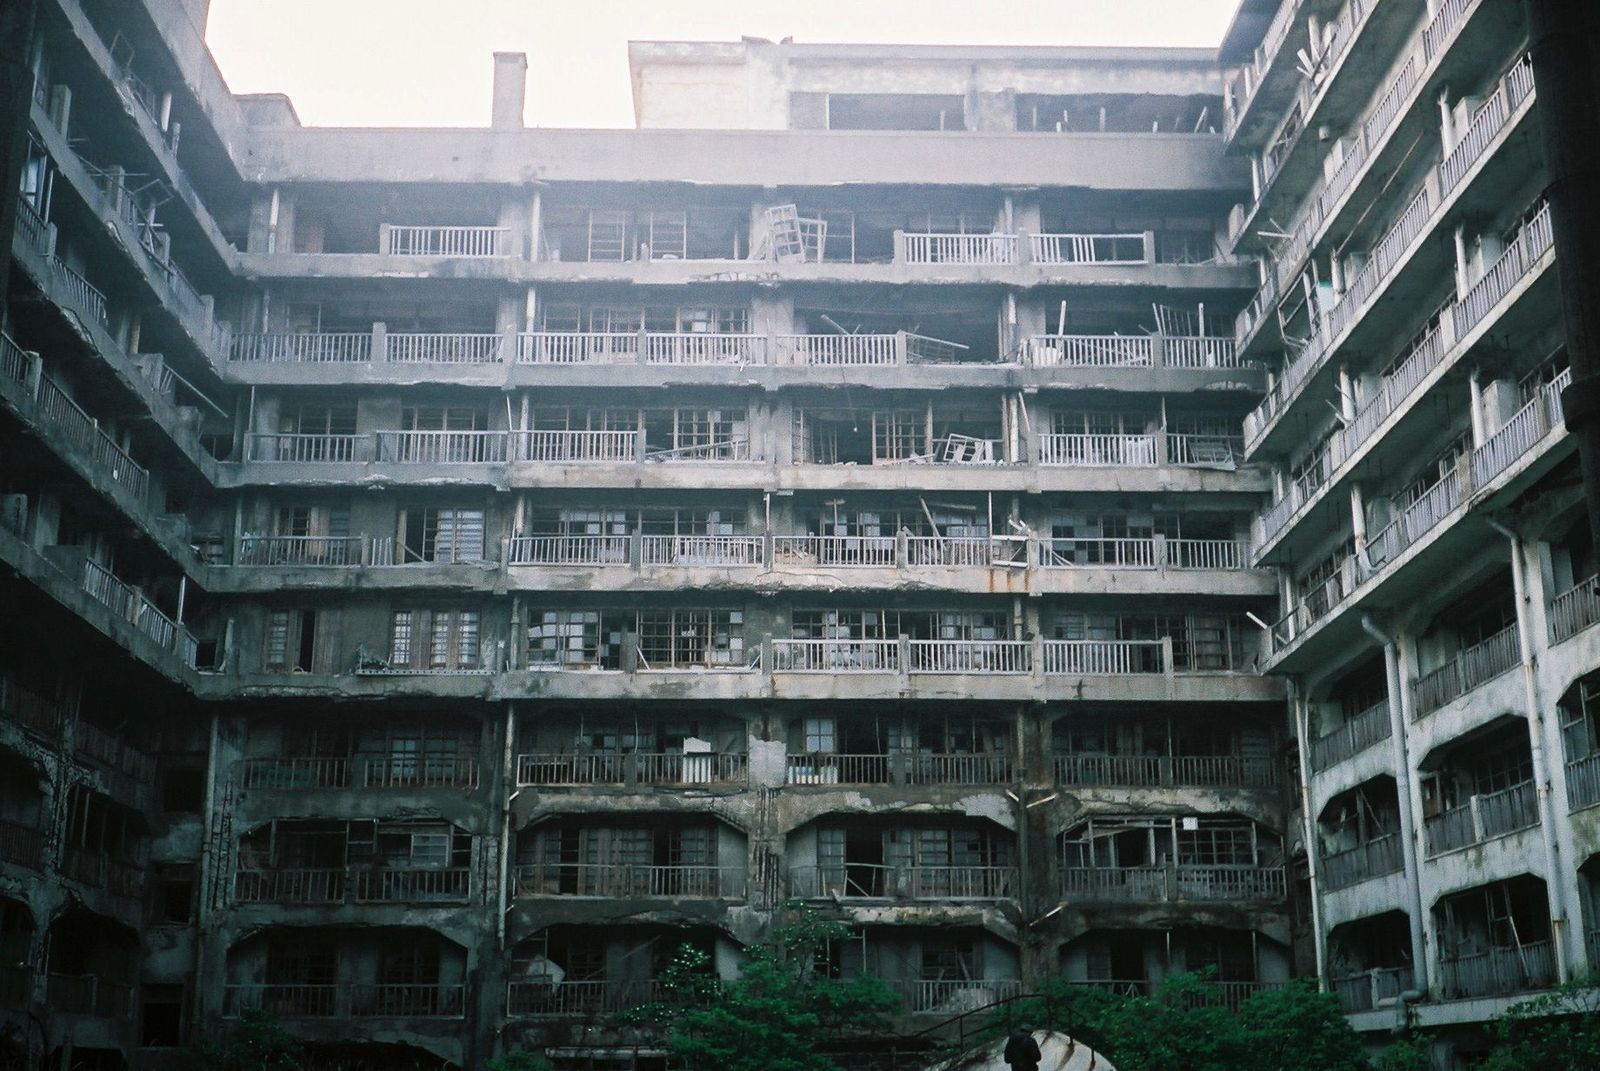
[1362,616,1430,996]
[1452,224,1470,296]
[1292,688,1329,989]
[1468,368,1487,446]
[1437,89,1455,152]
[1492,520,1579,978]
[1349,483,1368,554]
[1337,366,1357,422]
[491,52,528,130]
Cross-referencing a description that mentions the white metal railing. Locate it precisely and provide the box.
[901,232,1019,265]
[517,331,640,364]
[1472,369,1568,489]
[772,535,896,568]
[645,332,765,365]
[904,535,1024,568]
[788,864,1017,901]
[15,196,48,254]
[375,429,509,464]
[908,638,1031,674]
[230,333,373,363]
[1026,334,1153,367]
[1441,85,1510,194]
[1455,203,1553,338]
[898,978,1025,1014]
[1037,433,1158,467]
[385,332,504,364]
[1423,0,1471,61]
[246,433,369,463]
[1166,433,1241,467]
[771,639,900,672]
[783,751,1011,785]
[385,224,511,257]
[1029,232,1148,265]
[1164,336,1241,368]
[1550,575,1600,644]
[237,535,365,567]
[1042,639,1164,675]
[776,333,900,366]
[240,756,351,790]
[641,534,763,567]
[515,429,640,463]
[513,863,744,899]
[507,533,630,565]
[0,332,30,386]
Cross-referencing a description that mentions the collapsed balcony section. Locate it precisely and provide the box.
[1316,776,1405,893]
[1057,813,1287,907]
[1433,876,1558,1001]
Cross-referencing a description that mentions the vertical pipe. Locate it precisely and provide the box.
[1292,686,1328,988]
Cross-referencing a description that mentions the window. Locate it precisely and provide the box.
[264,609,320,672]
[389,610,480,670]
[399,507,486,563]
[636,610,743,668]
[804,718,836,754]
[527,610,624,669]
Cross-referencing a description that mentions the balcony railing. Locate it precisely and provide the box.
[1319,832,1403,891]
[516,751,748,787]
[900,232,1019,265]
[1455,203,1554,339]
[1042,639,1165,675]
[0,819,45,871]
[386,332,505,364]
[239,755,478,790]
[518,331,766,366]
[60,845,145,900]
[788,863,1016,901]
[1029,232,1148,265]
[1061,864,1286,902]
[772,535,896,568]
[1471,367,1569,491]
[384,224,512,257]
[74,716,156,781]
[1550,575,1600,644]
[237,535,365,567]
[233,867,471,904]
[223,983,466,1018]
[908,639,1031,674]
[1053,753,1278,790]
[1308,700,1392,771]
[508,533,630,565]
[32,373,150,502]
[896,978,1025,1013]
[48,257,108,326]
[1412,624,1520,717]
[230,333,372,363]
[1039,536,1247,571]
[1037,433,1158,467]
[0,670,65,738]
[771,638,901,672]
[1436,940,1557,1000]
[375,429,509,464]
[515,429,640,463]
[46,973,133,1017]
[507,979,665,1018]
[641,534,763,567]
[246,432,371,463]
[1567,753,1600,812]
[513,862,744,899]
[1424,780,1539,855]
[783,752,1012,786]
[80,560,196,668]
[15,195,47,255]
[1332,966,1413,1013]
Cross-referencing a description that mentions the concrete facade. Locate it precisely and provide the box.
[1,1,1577,1070]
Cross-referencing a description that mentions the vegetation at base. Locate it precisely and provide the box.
[1477,978,1600,1071]
[624,905,899,1071]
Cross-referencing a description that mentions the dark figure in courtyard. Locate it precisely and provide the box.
[1005,1030,1042,1071]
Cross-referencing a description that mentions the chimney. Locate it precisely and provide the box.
[491,52,528,130]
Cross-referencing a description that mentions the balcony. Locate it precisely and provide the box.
[516,751,747,787]
[775,331,969,367]
[1308,700,1391,772]
[230,333,373,363]
[1550,575,1600,644]
[896,978,1024,1014]
[386,332,505,364]
[236,535,366,567]
[782,752,1011,786]
[232,866,472,905]
[1053,753,1278,790]
[59,846,144,901]
[80,560,198,667]
[0,669,65,739]
[0,819,45,871]
[519,330,766,366]
[1436,940,1557,1001]
[1567,753,1600,812]
[223,982,466,1018]
[1411,625,1519,718]
[1319,832,1403,891]
[381,224,513,258]
[239,755,488,791]
[46,973,133,1017]
[512,863,744,899]
[1331,966,1413,1014]
[908,638,1031,674]
[899,232,1019,265]
[787,863,1016,901]
[1041,639,1166,675]
[73,717,156,782]
[1039,537,1247,572]
[376,429,509,464]
[1023,334,1240,370]
[1423,780,1538,855]
[507,979,664,1018]
[1061,864,1286,902]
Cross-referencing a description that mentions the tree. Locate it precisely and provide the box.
[1479,979,1600,1071]
[169,1010,304,1071]
[627,906,898,1071]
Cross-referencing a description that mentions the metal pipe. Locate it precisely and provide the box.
[1360,613,1429,994]
[1290,682,1327,988]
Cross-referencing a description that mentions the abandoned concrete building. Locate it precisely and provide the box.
[0,0,1591,1068]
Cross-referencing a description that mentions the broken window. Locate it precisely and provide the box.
[397,507,486,563]
[636,609,744,668]
[526,610,626,669]
[263,609,323,673]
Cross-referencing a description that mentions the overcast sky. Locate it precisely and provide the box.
[204,0,1241,129]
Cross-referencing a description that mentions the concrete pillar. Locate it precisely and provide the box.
[1468,369,1487,446]
[1437,89,1455,152]
[1452,224,1470,296]
[491,52,528,130]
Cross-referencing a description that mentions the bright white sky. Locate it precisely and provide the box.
[203,0,1241,129]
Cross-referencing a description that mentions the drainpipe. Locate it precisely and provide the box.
[1486,518,1572,980]
[1359,614,1429,994]
[1290,682,1327,988]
